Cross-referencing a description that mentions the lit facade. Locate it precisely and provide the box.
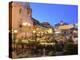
[11,2,33,38]
[11,2,33,29]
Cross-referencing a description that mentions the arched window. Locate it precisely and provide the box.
[19,8,22,14]
[27,8,32,16]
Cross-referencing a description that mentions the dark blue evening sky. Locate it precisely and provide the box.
[30,3,78,26]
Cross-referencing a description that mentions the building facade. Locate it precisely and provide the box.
[10,2,33,39]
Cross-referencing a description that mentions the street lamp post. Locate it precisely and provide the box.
[22,22,31,54]
[13,29,18,44]
[32,29,38,56]
[22,22,31,39]
[32,30,37,42]
[13,29,18,56]
[22,22,27,39]
[22,22,28,54]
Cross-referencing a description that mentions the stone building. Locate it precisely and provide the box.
[54,21,74,35]
[9,2,33,39]
[54,21,78,44]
